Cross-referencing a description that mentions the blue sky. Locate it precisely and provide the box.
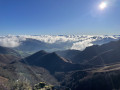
[0,0,120,35]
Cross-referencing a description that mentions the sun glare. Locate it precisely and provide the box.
[99,2,107,10]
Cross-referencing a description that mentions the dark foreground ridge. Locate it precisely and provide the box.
[0,40,120,89]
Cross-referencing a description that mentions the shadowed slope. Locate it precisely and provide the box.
[21,51,83,73]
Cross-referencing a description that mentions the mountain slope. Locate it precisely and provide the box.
[55,50,81,62]
[0,46,21,65]
[21,51,83,73]
[62,63,120,90]
[0,54,20,65]
[84,45,120,66]
[0,46,19,56]
[14,38,49,52]
[70,40,120,64]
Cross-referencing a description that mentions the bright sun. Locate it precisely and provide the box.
[99,2,107,10]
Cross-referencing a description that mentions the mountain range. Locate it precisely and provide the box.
[0,35,120,55]
[0,36,120,89]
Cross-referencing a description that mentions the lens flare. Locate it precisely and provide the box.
[99,2,107,10]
